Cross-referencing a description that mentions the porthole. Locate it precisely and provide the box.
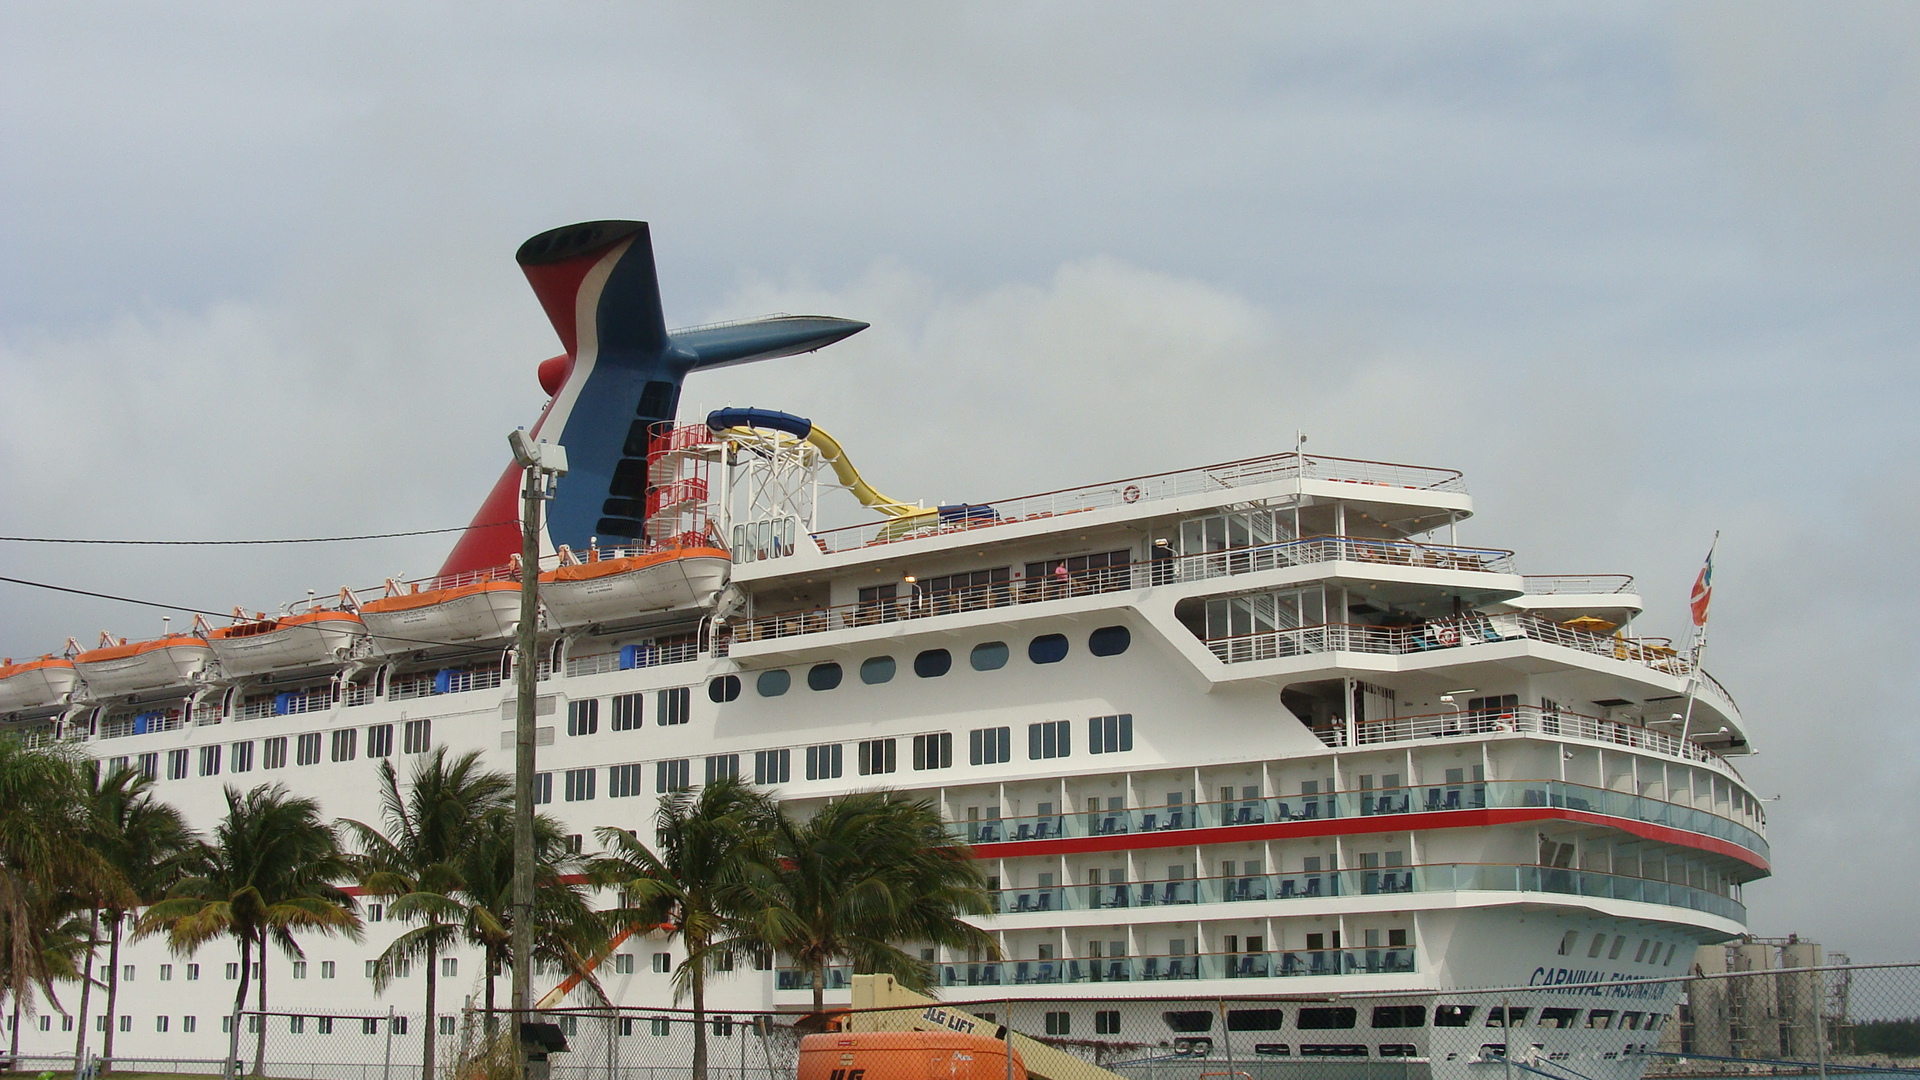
[1089,625,1131,657]
[707,675,741,703]
[970,641,1009,671]
[913,649,952,678]
[807,663,843,691]
[1028,634,1068,665]
[860,656,896,685]
[756,669,791,697]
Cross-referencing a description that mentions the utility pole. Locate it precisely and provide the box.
[507,429,566,1078]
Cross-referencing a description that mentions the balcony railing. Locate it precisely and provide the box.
[775,948,1417,991]
[808,452,1466,554]
[959,778,1768,860]
[1328,704,1723,766]
[1522,574,1637,595]
[729,535,1511,644]
[989,862,1745,922]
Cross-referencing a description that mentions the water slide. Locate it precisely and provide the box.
[705,408,939,527]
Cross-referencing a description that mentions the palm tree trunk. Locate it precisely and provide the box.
[73,908,98,1074]
[483,953,497,1038]
[423,937,439,1080]
[228,935,252,1080]
[690,957,708,1080]
[101,916,123,1074]
[251,936,268,1076]
[11,998,22,1062]
[811,962,825,1023]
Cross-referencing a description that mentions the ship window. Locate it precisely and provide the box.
[807,663,842,691]
[913,649,952,678]
[805,744,843,780]
[198,745,221,777]
[656,759,690,792]
[754,749,790,784]
[1372,1006,1426,1028]
[166,748,189,780]
[657,686,690,725]
[262,739,287,770]
[1028,720,1069,760]
[705,754,740,783]
[1096,1011,1121,1035]
[1300,1045,1367,1057]
[330,729,357,763]
[1089,714,1133,754]
[1486,1008,1528,1027]
[367,724,394,758]
[564,768,595,802]
[1044,1012,1070,1036]
[912,733,952,770]
[857,739,896,775]
[1587,1011,1616,1029]
[1435,1006,1475,1027]
[568,699,599,736]
[403,719,431,754]
[1380,1045,1416,1057]
[1164,1011,1214,1033]
[1557,931,1580,955]
[1298,1008,1358,1030]
[970,642,1009,671]
[1228,1010,1286,1031]
[859,656,896,684]
[533,772,553,804]
[1028,634,1069,665]
[756,670,791,697]
[1089,625,1131,656]
[608,764,643,798]
[230,741,254,774]
[296,733,323,766]
[969,727,1012,766]
[1538,1008,1580,1029]
[707,676,740,704]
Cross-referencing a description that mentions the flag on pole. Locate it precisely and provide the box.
[1689,540,1716,627]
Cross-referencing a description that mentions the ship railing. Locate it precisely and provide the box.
[1521,574,1637,595]
[987,862,1745,923]
[1334,704,1723,765]
[958,778,1767,860]
[922,950,1415,989]
[729,536,1511,642]
[808,451,1467,554]
[1205,611,1720,695]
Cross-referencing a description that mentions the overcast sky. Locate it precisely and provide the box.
[4,2,1917,959]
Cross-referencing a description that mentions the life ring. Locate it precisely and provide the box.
[1436,625,1460,646]
[1122,484,1142,503]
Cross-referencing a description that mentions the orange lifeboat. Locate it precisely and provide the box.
[359,579,521,654]
[538,546,731,628]
[0,655,80,712]
[73,634,214,696]
[207,609,370,677]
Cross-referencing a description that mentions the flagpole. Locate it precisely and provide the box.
[1678,531,1719,748]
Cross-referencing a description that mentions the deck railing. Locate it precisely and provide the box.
[1522,574,1637,595]
[808,451,1466,554]
[1329,704,1721,765]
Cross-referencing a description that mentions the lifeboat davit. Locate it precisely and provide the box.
[539,547,732,628]
[0,656,80,712]
[208,610,370,677]
[73,635,214,696]
[359,581,521,654]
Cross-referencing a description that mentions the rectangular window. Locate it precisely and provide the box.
[292,961,306,980]
[442,957,457,978]
[288,1016,304,1034]
[1089,713,1133,754]
[198,744,222,777]
[137,752,159,780]
[230,741,254,773]
[912,732,953,770]
[263,737,288,770]
[564,768,596,802]
[295,732,322,766]
[1044,1012,1070,1036]
[805,744,843,780]
[160,964,172,981]
[615,954,635,975]
[156,1016,168,1033]
[317,1017,332,1034]
[330,728,357,762]
[611,692,644,731]
[653,953,672,973]
[1028,720,1069,760]
[183,1016,196,1033]
[754,749,791,784]
[167,748,189,780]
[403,718,431,754]
[362,1018,380,1035]
[320,961,335,979]
[533,772,553,804]
[969,727,1012,766]
[656,759,690,792]
[657,687,691,726]
[608,763,644,798]
[227,963,240,980]
[705,754,739,783]
[440,1016,456,1036]
[1095,1011,1121,1035]
[857,739,897,776]
[109,755,130,774]
[187,963,200,980]
[366,724,394,758]
[568,699,599,737]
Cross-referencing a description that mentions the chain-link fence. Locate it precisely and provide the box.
[13,960,1916,1080]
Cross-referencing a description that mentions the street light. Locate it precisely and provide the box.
[507,429,565,1077]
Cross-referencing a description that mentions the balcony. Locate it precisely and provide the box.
[775,948,1417,992]
[988,862,1746,923]
[1329,704,1726,767]
[959,778,1768,861]
[728,535,1511,644]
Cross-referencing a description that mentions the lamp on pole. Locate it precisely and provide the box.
[507,429,566,1076]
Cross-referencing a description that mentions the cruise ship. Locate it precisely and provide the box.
[0,221,1766,1078]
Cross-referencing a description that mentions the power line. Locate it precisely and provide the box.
[0,522,517,546]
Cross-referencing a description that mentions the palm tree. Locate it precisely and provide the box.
[737,790,996,1017]
[456,805,607,1029]
[79,762,197,1073]
[591,776,778,1080]
[141,784,361,1077]
[342,750,511,1080]
[0,740,106,1021]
